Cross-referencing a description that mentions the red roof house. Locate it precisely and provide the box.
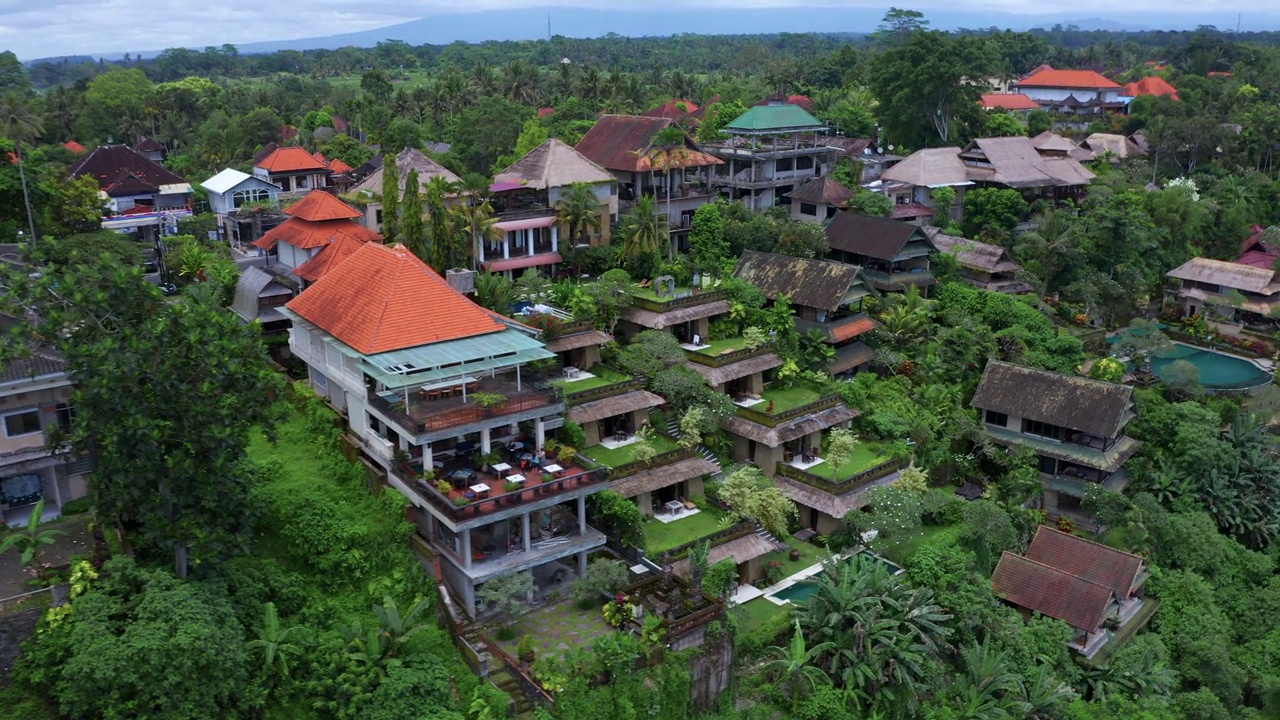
[1018,68,1121,90]
[285,242,506,355]
[981,93,1042,111]
[254,146,332,193]
[1122,76,1179,100]
[1015,67,1124,109]
[69,144,192,213]
[253,190,380,273]
[62,140,87,154]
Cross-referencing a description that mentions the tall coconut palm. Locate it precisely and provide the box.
[555,181,603,248]
[643,125,688,259]
[453,199,502,271]
[0,91,42,245]
[617,194,667,261]
[1014,210,1083,297]
[761,620,834,713]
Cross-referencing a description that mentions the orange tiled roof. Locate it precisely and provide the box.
[253,217,380,251]
[63,140,87,153]
[1122,76,1179,100]
[293,231,370,282]
[328,158,354,174]
[981,93,1042,111]
[286,243,506,355]
[1018,68,1121,90]
[256,146,330,174]
[831,316,877,342]
[285,190,362,221]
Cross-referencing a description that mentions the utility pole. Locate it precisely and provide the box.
[548,14,552,42]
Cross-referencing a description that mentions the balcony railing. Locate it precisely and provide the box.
[775,457,905,495]
[398,465,608,522]
[367,387,560,436]
[629,288,728,313]
[736,392,844,428]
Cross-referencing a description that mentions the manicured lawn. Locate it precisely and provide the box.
[758,384,822,414]
[878,523,965,567]
[629,285,699,303]
[643,509,728,555]
[579,433,681,468]
[735,596,791,631]
[807,442,892,480]
[760,540,831,579]
[692,335,750,356]
[551,366,629,394]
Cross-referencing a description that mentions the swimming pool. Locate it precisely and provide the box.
[766,551,907,606]
[1150,343,1271,391]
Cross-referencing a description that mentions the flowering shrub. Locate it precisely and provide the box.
[602,594,635,628]
[524,313,565,340]
[1073,313,1089,325]
[1056,516,1075,534]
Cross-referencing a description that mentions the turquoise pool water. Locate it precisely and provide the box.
[772,581,819,603]
[1150,343,1270,390]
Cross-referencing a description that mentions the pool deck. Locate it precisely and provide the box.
[758,550,852,606]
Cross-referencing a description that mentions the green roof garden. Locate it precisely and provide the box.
[806,441,893,481]
[690,335,752,357]
[579,432,682,468]
[758,383,824,415]
[643,507,728,555]
[549,365,630,394]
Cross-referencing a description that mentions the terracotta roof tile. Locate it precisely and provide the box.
[831,316,877,342]
[787,177,854,206]
[69,144,189,197]
[253,217,381,251]
[981,93,1042,111]
[256,146,330,174]
[327,158,354,174]
[62,140,87,153]
[285,190,362,221]
[1018,68,1121,90]
[293,231,369,282]
[1122,77,1179,100]
[286,243,506,355]
[576,115,720,173]
[992,552,1115,632]
[1025,527,1146,598]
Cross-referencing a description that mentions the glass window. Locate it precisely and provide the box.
[984,410,1008,427]
[1022,419,1063,441]
[799,203,818,217]
[3,410,41,437]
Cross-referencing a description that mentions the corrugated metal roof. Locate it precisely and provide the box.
[726,103,826,134]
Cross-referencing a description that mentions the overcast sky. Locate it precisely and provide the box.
[1,0,1275,61]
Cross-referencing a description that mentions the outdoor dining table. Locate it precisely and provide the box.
[492,462,511,479]
[470,483,490,496]
[543,464,564,476]
[507,474,526,484]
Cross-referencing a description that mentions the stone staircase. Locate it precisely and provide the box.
[665,417,721,472]
[459,625,535,717]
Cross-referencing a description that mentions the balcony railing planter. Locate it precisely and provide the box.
[775,457,905,495]
[685,342,772,368]
[629,288,728,313]
[736,392,843,428]
[658,520,757,562]
[606,443,696,480]
[368,390,559,435]
[401,465,606,520]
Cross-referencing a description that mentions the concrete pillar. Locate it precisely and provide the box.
[398,433,410,451]
[463,528,472,570]
[535,419,546,451]
[503,235,510,260]
[423,443,433,472]
[694,317,710,339]
[527,229,534,256]
[577,550,587,577]
[747,372,764,395]
[522,512,531,551]
[577,496,587,534]
[464,581,477,618]
[551,224,559,254]
[584,422,600,446]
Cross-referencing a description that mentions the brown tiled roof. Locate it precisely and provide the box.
[575,115,721,173]
[992,552,1115,632]
[1025,526,1146,598]
[285,190,362,221]
[734,250,864,311]
[787,177,854,206]
[69,145,189,197]
[134,137,165,152]
[0,348,67,384]
[285,243,506,354]
[824,136,873,157]
[970,361,1133,438]
[825,211,933,261]
[890,203,934,220]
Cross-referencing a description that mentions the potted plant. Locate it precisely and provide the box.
[504,480,523,495]
[472,392,508,410]
[557,446,577,464]
[436,479,453,495]
[517,634,537,664]
[544,438,561,459]
[452,496,470,507]
[789,548,801,562]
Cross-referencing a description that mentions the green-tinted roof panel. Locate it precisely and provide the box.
[726,104,826,134]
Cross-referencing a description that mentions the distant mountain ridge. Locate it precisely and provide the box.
[29,7,1280,63]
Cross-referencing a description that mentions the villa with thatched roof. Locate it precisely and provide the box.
[1166,256,1280,330]
[486,139,619,278]
[925,228,1031,294]
[346,147,464,232]
[786,177,853,222]
[971,361,1139,515]
[825,212,938,294]
[1082,133,1147,162]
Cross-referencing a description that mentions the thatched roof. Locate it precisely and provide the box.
[567,389,665,424]
[673,532,780,576]
[721,404,859,448]
[830,341,874,374]
[1031,131,1095,162]
[544,329,613,353]
[494,139,616,190]
[925,229,1021,273]
[1083,133,1146,159]
[774,468,901,518]
[1167,257,1278,295]
[610,457,718,498]
[786,177,854,206]
[825,212,935,262]
[962,137,1095,189]
[880,147,972,188]
[621,300,731,329]
[348,147,462,197]
[685,353,784,386]
[971,361,1133,438]
[733,250,864,311]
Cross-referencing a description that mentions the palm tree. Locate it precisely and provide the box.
[555,181,603,248]
[952,640,1024,719]
[643,125,688,259]
[0,91,42,245]
[617,194,667,261]
[473,271,518,314]
[761,620,834,713]
[246,602,306,679]
[453,200,502,271]
[0,500,67,575]
[1014,210,1083,297]
[373,595,431,658]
